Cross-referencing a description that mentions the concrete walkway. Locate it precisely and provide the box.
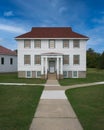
[0,80,104,129]
[29,80,83,130]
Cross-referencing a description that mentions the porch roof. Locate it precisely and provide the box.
[41,52,63,56]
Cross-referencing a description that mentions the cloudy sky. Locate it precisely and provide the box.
[0,0,104,53]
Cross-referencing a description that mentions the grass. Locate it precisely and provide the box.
[0,73,46,84]
[66,85,104,130]
[59,68,104,86]
[0,85,44,130]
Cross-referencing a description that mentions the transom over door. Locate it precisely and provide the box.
[49,61,55,73]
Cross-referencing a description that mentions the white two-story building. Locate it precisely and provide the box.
[16,27,88,79]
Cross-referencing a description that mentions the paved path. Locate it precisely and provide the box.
[0,80,104,129]
[29,80,83,130]
[0,83,45,86]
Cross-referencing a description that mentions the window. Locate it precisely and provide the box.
[73,71,78,78]
[10,58,13,65]
[1,57,4,65]
[63,40,69,48]
[24,55,31,65]
[34,40,41,48]
[26,71,32,78]
[34,55,41,64]
[49,40,55,48]
[37,71,41,78]
[63,71,68,78]
[73,40,80,48]
[63,55,69,64]
[24,40,31,48]
[73,55,80,65]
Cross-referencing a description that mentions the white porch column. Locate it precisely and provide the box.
[41,56,44,75]
[45,56,48,78]
[60,56,63,75]
[57,57,59,76]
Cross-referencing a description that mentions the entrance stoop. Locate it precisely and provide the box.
[48,73,56,80]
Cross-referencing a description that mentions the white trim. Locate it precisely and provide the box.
[16,38,89,40]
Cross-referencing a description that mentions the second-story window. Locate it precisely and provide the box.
[73,40,80,48]
[63,40,69,48]
[63,55,69,65]
[24,40,31,48]
[34,55,41,64]
[73,55,80,65]
[34,40,41,48]
[49,40,55,48]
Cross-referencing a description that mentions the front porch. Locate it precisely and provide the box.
[41,52,63,79]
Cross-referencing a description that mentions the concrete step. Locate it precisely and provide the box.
[48,73,57,80]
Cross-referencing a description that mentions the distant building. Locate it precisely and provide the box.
[0,45,17,73]
[16,27,89,79]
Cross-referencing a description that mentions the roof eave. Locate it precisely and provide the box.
[15,37,89,40]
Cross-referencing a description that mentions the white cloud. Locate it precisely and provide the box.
[59,6,67,13]
[4,11,14,17]
[0,24,26,33]
[92,17,104,24]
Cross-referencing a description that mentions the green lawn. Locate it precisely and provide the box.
[59,68,104,86]
[0,73,46,84]
[66,85,104,130]
[0,85,44,130]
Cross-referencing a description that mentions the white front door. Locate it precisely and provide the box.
[49,61,55,73]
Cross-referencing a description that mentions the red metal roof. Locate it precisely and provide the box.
[16,27,88,39]
[0,45,16,55]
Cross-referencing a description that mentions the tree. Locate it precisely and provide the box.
[98,51,104,69]
[87,48,100,68]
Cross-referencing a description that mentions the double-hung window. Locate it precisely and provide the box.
[63,40,69,48]
[73,55,80,65]
[34,55,41,64]
[24,40,31,48]
[49,40,55,48]
[34,40,41,48]
[63,55,69,65]
[24,55,31,65]
[73,40,80,48]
